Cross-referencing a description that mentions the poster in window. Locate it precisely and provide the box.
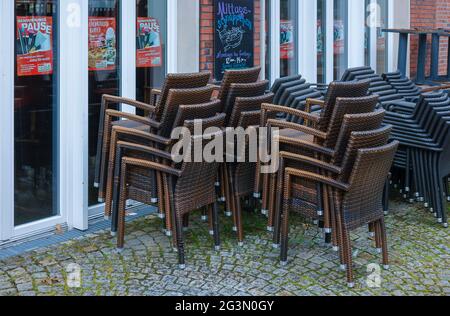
[214,0,254,81]
[334,20,345,54]
[16,16,53,77]
[280,20,294,60]
[88,17,117,71]
[136,17,163,68]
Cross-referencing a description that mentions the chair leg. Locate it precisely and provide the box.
[342,227,354,288]
[104,129,118,218]
[207,206,214,235]
[117,162,128,250]
[379,218,390,269]
[280,200,290,265]
[212,202,221,250]
[273,160,285,247]
[163,175,172,236]
[156,171,165,220]
[168,177,185,269]
[223,165,232,217]
[234,194,244,246]
[267,173,277,231]
[261,173,270,215]
[98,114,113,202]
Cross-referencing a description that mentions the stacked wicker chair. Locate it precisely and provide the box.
[258,80,371,234]
[115,128,227,268]
[94,72,211,204]
[224,93,275,245]
[385,91,450,227]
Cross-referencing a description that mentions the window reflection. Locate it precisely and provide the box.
[14,0,59,226]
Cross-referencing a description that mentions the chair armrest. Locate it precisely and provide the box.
[268,119,327,139]
[117,141,175,162]
[111,126,172,146]
[285,168,350,191]
[262,103,321,124]
[207,84,221,92]
[121,156,182,177]
[278,136,335,156]
[105,110,163,129]
[305,98,325,113]
[102,94,156,113]
[280,152,342,174]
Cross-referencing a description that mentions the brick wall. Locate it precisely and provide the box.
[410,0,450,77]
[200,0,261,81]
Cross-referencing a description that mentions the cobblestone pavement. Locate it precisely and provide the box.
[0,200,448,296]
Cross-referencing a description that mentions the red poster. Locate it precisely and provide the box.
[280,20,295,60]
[136,17,163,68]
[89,17,117,71]
[16,16,53,77]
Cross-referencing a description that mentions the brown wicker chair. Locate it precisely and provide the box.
[257,81,371,220]
[214,67,262,112]
[105,98,223,237]
[94,72,211,201]
[261,94,377,237]
[101,86,214,217]
[221,94,275,245]
[115,128,227,268]
[272,109,387,249]
[279,130,398,287]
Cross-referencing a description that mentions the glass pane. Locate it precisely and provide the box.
[136,0,167,104]
[364,0,370,67]
[333,0,347,80]
[317,0,326,83]
[14,0,59,226]
[280,0,298,77]
[376,0,388,74]
[88,0,121,206]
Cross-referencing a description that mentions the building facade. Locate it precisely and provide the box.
[0,0,429,243]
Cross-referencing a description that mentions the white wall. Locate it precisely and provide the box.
[176,0,200,73]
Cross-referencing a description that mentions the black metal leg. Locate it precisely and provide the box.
[212,202,221,250]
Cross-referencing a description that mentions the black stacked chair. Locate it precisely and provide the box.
[385,92,450,227]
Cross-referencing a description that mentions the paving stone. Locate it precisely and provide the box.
[0,201,448,296]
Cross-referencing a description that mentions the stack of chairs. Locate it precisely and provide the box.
[270,75,326,122]
[385,91,450,227]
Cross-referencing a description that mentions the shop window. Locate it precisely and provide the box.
[14,0,59,225]
[317,0,327,83]
[88,0,121,206]
[334,0,348,80]
[136,0,167,104]
[280,0,298,78]
[365,0,388,73]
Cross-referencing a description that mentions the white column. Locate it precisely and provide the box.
[270,0,281,84]
[0,0,15,241]
[299,0,318,82]
[347,0,366,68]
[60,0,89,230]
[176,0,199,73]
[121,0,137,109]
[167,0,178,73]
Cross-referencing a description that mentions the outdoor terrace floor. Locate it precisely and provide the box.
[0,199,449,296]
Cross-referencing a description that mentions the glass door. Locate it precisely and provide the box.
[333,0,348,80]
[88,0,121,206]
[14,0,59,226]
[280,0,298,77]
[136,0,167,104]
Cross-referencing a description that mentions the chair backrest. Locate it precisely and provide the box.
[318,80,370,132]
[333,110,386,166]
[228,93,274,128]
[172,99,222,131]
[271,75,302,95]
[158,86,214,137]
[342,141,399,228]
[174,129,226,214]
[217,67,261,109]
[155,72,211,120]
[322,95,379,148]
[223,80,268,121]
[338,125,393,184]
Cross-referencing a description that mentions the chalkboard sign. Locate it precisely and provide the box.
[214,0,255,81]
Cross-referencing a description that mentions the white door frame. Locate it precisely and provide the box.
[299,0,318,82]
[269,0,280,85]
[0,0,15,241]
